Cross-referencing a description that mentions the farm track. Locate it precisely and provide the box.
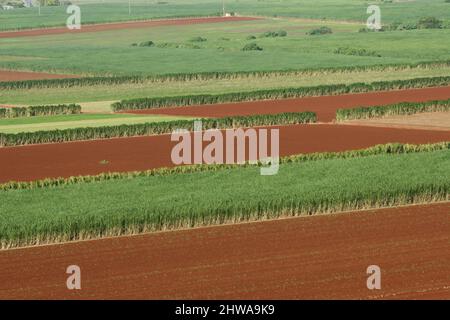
[0,124,449,183]
[0,202,448,299]
[0,16,260,39]
[128,86,450,122]
[0,70,78,82]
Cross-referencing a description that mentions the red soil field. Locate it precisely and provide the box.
[0,202,448,300]
[0,17,259,39]
[0,70,78,82]
[129,86,450,122]
[0,124,449,183]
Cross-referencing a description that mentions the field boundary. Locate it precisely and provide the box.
[1,61,450,90]
[0,16,259,37]
[111,76,450,111]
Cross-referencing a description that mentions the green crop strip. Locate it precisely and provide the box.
[336,99,450,121]
[111,76,450,111]
[0,112,316,147]
[0,147,448,248]
[0,104,81,119]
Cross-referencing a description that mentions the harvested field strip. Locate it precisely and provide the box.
[336,99,450,121]
[0,70,78,82]
[0,115,195,134]
[0,112,316,146]
[0,124,449,183]
[344,112,450,132]
[2,61,450,90]
[0,202,448,299]
[132,86,450,122]
[0,17,259,39]
[2,142,448,191]
[111,76,450,111]
[0,150,448,248]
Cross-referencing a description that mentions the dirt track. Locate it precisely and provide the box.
[0,70,78,82]
[0,202,448,299]
[130,86,450,122]
[0,124,449,183]
[0,17,259,39]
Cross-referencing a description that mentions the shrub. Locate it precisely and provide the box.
[334,47,381,57]
[242,43,263,51]
[416,17,443,29]
[189,36,207,42]
[261,30,287,38]
[156,42,201,49]
[307,26,332,35]
[138,41,155,47]
[246,35,256,40]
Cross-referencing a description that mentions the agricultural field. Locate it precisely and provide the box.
[0,0,449,302]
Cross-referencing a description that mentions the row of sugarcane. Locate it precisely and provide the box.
[111,76,450,111]
[0,104,81,119]
[0,112,316,147]
[1,60,449,90]
[336,99,450,121]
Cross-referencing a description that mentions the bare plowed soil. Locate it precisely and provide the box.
[129,86,450,122]
[0,124,449,183]
[0,70,78,82]
[0,17,259,39]
[0,202,448,299]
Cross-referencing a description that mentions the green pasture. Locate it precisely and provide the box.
[1,0,450,31]
[1,17,450,77]
[0,149,448,247]
[0,113,193,133]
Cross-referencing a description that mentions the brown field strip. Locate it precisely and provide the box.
[343,111,450,131]
[0,17,259,39]
[0,124,449,183]
[129,86,450,122]
[0,70,78,82]
[0,202,448,299]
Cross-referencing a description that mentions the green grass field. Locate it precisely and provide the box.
[0,149,448,247]
[0,113,193,133]
[1,18,450,77]
[1,0,449,31]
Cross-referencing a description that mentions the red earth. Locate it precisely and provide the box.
[0,17,259,39]
[0,123,449,183]
[0,70,78,82]
[127,86,450,122]
[0,202,448,299]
